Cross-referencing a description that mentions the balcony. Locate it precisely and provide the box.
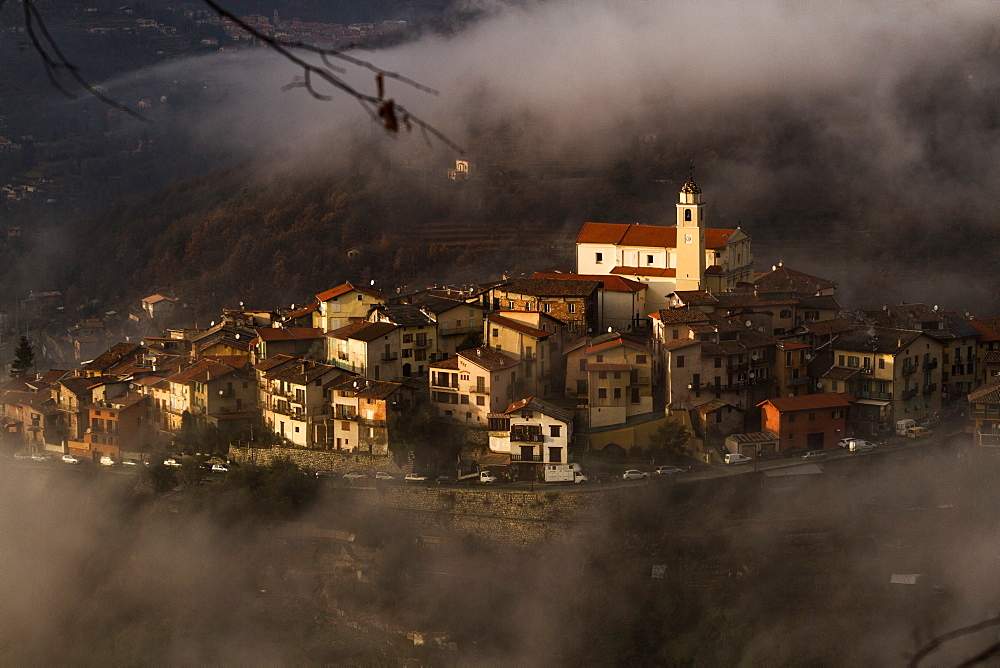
[511,432,544,443]
[413,339,432,348]
[922,383,937,394]
[857,366,874,376]
[727,363,749,373]
[381,352,399,362]
[902,388,918,399]
[857,390,892,400]
[787,377,811,386]
[430,379,458,390]
[976,431,1000,447]
[971,408,1000,421]
[470,386,489,395]
[901,364,917,376]
[923,359,938,371]
[510,452,543,462]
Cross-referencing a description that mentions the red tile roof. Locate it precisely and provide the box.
[458,347,519,371]
[488,315,550,340]
[315,282,387,302]
[610,266,677,278]
[576,222,736,250]
[758,392,854,412]
[585,337,652,355]
[969,318,1000,342]
[501,277,600,298]
[531,272,645,293]
[253,327,323,341]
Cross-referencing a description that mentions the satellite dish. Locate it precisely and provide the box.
[749,372,755,379]
[608,327,613,333]
[239,301,244,308]
[806,353,813,360]
[370,279,375,286]
[210,321,215,327]
[235,334,240,339]
[745,320,752,327]
[817,382,824,390]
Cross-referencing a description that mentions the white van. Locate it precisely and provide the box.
[849,439,877,452]
[895,419,916,436]
[725,453,752,465]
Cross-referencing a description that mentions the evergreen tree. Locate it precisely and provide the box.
[10,336,35,377]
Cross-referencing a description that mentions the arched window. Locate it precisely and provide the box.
[684,209,692,222]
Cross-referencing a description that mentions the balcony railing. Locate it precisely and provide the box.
[381,352,399,362]
[858,366,874,376]
[902,388,918,399]
[430,379,458,389]
[922,383,937,394]
[510,452,543,462]
[787,377,811,386]
[975,431,1000,446]
[413,339,432,348]
[511,432,544,443]
[857,390,892,400]
[923,359,938,370]
[902,364,917,376]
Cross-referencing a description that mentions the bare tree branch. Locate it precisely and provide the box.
[908,615,1000,668]
[10,0,461,151]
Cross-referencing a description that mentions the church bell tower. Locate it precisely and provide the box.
[674,177,707,291]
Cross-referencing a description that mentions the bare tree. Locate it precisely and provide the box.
[3,0,460,151]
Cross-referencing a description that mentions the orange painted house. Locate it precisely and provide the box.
[758,392,854,452]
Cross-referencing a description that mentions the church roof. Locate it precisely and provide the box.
[680,178,702,194]
[576,222,737,251]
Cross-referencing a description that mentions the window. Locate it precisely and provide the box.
[341,421,350,430]
[492,328,499,337]
[613,371,621,380]
[543,303,552,313]
[788,413,796,423]
[647,254,654,265]
[613,387,622,399]
[599,371,607,380]
[508,301,515,309]
[672,329,680,339]
[403,333,413,343]
[595,252,603,263]
[636,355,647,364]
[476,396,485,406]
[838,355,845,366]
[596,355,603,362]
[598,388,607,399]
[461,395,469,404]
[715,357,722,368]
[579,359,587,372]
[878,358,885,369]
[676,355,685,368]
[402,349,412,358]
[550,425,561,437]
[568,303,576,314]
[780,309,792,318]
[684,209,691,221]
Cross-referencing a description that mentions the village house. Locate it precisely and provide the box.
[484,313,559,398]
[368,304,438,377]
[327,377,416,454]
[758,393,854,452]
[775,339,813,398]
[967,317,1000,388]
[428,347,519,425]
[489,277,600,336]
[692,399,745,451]
[258,359,346,448]
[327,321,401,380]
[251,327,325,364]
[530,271,648,334]
[822,327,943,438]
[70,391,150,461]
[487,397,573,479]
[968,380,1000,447]
[141,294,178,319]
[564,332,655,429]
[312,282,387,333]
[396,292,485,360]
[575,179,753,312]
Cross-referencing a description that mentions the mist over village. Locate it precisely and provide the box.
[4,1,1000,665]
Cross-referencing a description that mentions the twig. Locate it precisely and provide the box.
[908,615,1000,667]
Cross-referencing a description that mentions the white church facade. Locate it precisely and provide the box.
[575,178,753,313]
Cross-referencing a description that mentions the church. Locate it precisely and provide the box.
[574,178,753,313]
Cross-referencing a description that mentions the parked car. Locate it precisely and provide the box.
[724,453,753,465]
[314,469,337,479]
[849,439,877,452]
[479,471,499,484]
[163,458,181,467]
[31,453,54,462]
[122,459,140,467]
[211,463,229,473]
[13,452,32,461]
[61,454,80,464]
[654,466,684,475]
[374,471,394,481]
[343,471,367,480]
[837,438,855,448]
[802,450,827,461]
[100,456,116,466]
[404,473,429,482]
[435,475,458,484]
[622,469,649,480]
[907,426,933,439]
[916,416,939,428]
